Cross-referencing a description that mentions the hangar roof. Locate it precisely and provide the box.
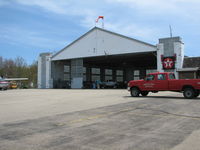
[52,27,156,61]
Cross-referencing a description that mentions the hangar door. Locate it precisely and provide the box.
[71,77,83,88]
[71,59,83,88]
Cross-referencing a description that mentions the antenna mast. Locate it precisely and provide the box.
[169,25,173,38]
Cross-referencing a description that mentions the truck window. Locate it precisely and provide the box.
[146,75,155,81]
[157,74,166,80]
[169,73,176,79]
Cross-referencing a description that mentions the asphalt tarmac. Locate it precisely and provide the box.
[1,89,200,150]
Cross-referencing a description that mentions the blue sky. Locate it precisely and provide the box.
[0,0,200,64]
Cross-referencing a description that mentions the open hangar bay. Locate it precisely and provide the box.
[1,89,200,150]
[51,52,157,89]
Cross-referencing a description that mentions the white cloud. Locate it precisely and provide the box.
[3,0,200,50]
[14,0,69,14]
[3,0,161,45]
[13,0,102,25]
[13,0,200,16]
[106,0,200,16]
[14,0,99,16]
[113,0,176,9]
[107,0,200,9]
[105,22,161,44]
[11,0,200,26]
[0,0,10,6]
[78,12,157,42]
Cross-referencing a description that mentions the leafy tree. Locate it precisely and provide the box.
[0,56,37,88]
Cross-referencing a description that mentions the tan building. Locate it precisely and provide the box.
[178,57,200,79]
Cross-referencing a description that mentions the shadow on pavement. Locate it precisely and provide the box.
[123,95,200,100]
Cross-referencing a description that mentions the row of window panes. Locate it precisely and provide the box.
[65,68,157,76]
[83,67,86,81]
[64,69,159,81]
[116,76,123,82]
[64,65,70,73]
[116,70,123,76]
[92,68,123,76]
[64,67,125,76]
[105,76,112,81]
[64,66,86,73]
[134,76,140,80]
[64,74,88,81]
[134,70,140,76]
[65,75,123,82]
[63,73,70,81]
[83,74,86,81]
[92,75,100,81]
[146,69,157,74]
[83,67,86,74]
[64,67,124,81]
[92,68,100,74]
[133,70,140,80]
[105,69,112,75]
[91,76,123,82]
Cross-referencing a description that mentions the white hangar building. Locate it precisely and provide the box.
[38,27,184,89]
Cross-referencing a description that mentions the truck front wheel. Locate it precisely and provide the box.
[141,91,149,96]
[183,88,195,99]
[131,87,140,97]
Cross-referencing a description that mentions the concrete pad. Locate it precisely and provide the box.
[0,89,180,124]
[1,89,132,124]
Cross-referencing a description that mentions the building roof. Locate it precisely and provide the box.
[52,27,156,60]
[177,67,199,72]
[95,27,156,47]
[183,57,200,68]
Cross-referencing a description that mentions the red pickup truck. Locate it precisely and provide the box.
[127,72,200,99]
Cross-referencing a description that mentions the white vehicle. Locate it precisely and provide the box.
[101,80,118,88]
[0,79,9,90]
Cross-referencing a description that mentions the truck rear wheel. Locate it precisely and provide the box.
[131,87,140,97]
[141,91,149,96]
[183,88,195,99]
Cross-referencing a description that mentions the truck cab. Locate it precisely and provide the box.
[141,72,175,91]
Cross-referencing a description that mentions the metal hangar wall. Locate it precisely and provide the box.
[37,27,184,89]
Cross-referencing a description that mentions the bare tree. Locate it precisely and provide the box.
[0,56,37,88]
[3,58,15,77]
[15,56,27,67]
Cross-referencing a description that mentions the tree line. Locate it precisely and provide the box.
[0,56,37,88]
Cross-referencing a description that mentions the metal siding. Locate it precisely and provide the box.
[38,53,52,89]
[37,56,42,88]
[45,56,52,88]
[41,55,46,88]
[71,59,83,88]
[52,29,156,61]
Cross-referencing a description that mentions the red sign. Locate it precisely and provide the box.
[163,58,174,69]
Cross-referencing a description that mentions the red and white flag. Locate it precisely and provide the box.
[96,16,104,23]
